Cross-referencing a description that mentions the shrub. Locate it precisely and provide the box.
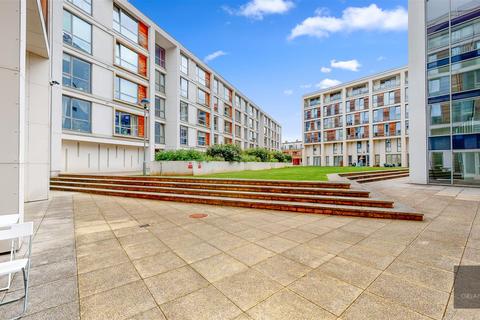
[155,149,206,161]
[240,154,260,162]
[244,147,271,162]
[206,144,242,162]
[271,151,289,163]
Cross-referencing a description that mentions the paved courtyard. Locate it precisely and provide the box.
[0,178,479,319]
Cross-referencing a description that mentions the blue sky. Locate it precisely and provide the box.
[130,0,408,141]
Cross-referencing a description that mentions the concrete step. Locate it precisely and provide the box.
[49,185,423,221]
[50,180,392,208]
[51,177,370,198]
[339,169,409,178]
[57,174,351,189]
[344,170,410,180]
[356,173,410,184]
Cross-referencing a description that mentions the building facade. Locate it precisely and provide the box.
[51,0,281,176]
[302,67,410,168]
[409,0,480,186]
[0,0,281,220]
[282,140,303,165]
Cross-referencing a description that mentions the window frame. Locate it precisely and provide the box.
[63,10,92,54]
[62,53,91,93]
[62,95,92,133]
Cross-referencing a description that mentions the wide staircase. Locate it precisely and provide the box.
[50,174,422,221]
[339,169,409,184]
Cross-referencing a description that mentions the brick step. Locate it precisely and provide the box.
[344,170,410,180]
[49,185,423,221]
[57,174,351,189]
[51,177,370,198]
[50,180,392,208]
[338,169,409,178]
[356,173,410,184]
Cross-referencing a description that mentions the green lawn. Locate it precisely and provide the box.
[200,166,404,181]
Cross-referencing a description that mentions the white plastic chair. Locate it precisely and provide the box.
[0,222,33,320]
[0,214,20,291]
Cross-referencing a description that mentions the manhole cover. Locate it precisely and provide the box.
[189,213,208,219]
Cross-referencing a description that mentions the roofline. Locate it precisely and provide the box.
[116,0,281,127]
[302,65,408,99]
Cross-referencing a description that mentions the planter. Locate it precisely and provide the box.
[149,161,290,176]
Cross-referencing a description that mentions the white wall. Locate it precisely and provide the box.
[150,161,290,176]
[408,0,428,184]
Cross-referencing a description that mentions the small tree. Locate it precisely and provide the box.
[271,151,288,163]
[206,144,242,162]
[245,147,270,162]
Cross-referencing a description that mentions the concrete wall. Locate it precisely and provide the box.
[150,161,290,176]
[408,0,428,184]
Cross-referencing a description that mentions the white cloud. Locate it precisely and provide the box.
[377,55,386,61]
[300,84,312,89]
[316,79,341,89]
[288,4,408,40]
[204,50,228,62]
[330,59,361,71]
[225,0,294,20]
[320,67,332,73]
[283,89,293,95]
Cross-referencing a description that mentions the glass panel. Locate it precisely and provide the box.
[115,77,138,103]
[453,151,480,185]
[452,97,480,134]
[452,69,480,93]
[427,30,449,52]
[116,44,138,72]
[72,57,91,92]
[119,10,138,43]
[428,75,450,97]
[451,0,480,18]
[429,102,451,135]
[429,151,452,184]
[427,0,450,27]
[72,15,91,53]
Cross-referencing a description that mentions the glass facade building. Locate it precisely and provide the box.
[426,0,480,185]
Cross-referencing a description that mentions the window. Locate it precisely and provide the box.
[235,110,241,123]
[224,86,232,102]
[63,10,92,54]
[197,131,208,146]
[62,53,91,93]
[155,44,166,68]
[452,97,480,134]
[113,6,138,44]
[197,89,209,106]
[66,0,91,14]
[429,102,451,136]
[155,71,165,93]
[427,30,449,52]
[385,139,392,153]
[213,116,218,131]
[213,79,218,94]
[115,111,144,137]
[224,105,232,118]
[155,96,165,119]
[180,101,188,122]
[180,55,189,74]
[213,97,219,112]
[180,78,188,98]
[397,139,402,152]
[180,126,188,145]
[155,122,165,144]
[62,96,91,132]
[115,76,142,104]
[357,142,362,153]
[196,67,210,87]
[197,109,208,126]
[115,43,138,73]
[452,68,480,93]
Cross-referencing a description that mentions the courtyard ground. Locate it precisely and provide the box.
[0,178,479,320]
[199,166,403,181]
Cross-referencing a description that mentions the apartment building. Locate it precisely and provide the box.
[282,140,303,165]
[50,0,281,175]
[0,0,281,221]
[302,67,409,168]
[409,0,480,186]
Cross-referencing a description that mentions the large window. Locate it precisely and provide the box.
[452,68,480,93]
[62,53,91,93]
[115,43,138,73]
[180,78,188,98]
[197,109,209,126]
[63,10,92,54]
[429,101,451,136]
[197,89,209,106]
[452,97,480,134]
[196,67,210,87]
[180,55,189,74]
[155,122,165,144]
[115,111,144,137]
[113,6,138,44]
[155,44,166,68]
[197,131,208,146]
[66,0,91,14]
[62,96,91,132]
[180,126,188,145]
[451,18,480,44]
[180,101,188,122]
[115,76,139,104]
[427,30,449,52]
[155,71,165,93]
[155,96,165,119]
[428,75,450,97]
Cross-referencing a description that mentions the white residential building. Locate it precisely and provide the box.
[0,0,282,221]
[302,67,410,168]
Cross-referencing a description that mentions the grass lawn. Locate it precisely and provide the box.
[199,166,404,181]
